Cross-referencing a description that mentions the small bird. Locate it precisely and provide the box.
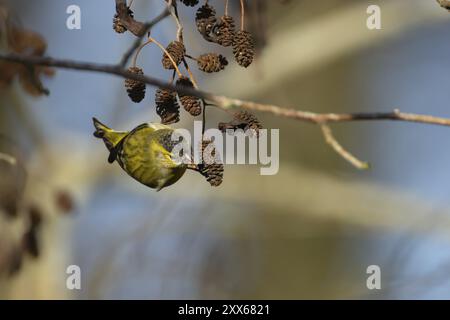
[92,118,188,191]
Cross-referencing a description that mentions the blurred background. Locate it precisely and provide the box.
[2,0,450,299]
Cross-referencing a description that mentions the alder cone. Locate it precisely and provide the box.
[234,110,262,135]
[113,15,126,33]
[198,139,224,187]
[199,162,223,186]
[197,53,228,73]
[155,88,180,125]
[196,4,217,41]
[162,41,186,70]
[219,110,262,137]
[233,30,255,68]
[214,15,235,47]
[176,77,202,116]
[180,96,202,116]
[124,67,146,103]
[112,8,134,33]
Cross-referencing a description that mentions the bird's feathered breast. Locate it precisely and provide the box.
[114,124,187,190]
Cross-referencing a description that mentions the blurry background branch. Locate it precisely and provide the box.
[2,52,450,169]
[215,0,450,99]
[437,0,450,10]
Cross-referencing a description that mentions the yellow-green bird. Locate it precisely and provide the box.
[92,118,188,191]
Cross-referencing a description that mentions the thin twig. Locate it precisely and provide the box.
[320,124,370,170]
[132,38,152,67]
[225,0,229,16]
[119,5,171,67]
[240,0,245,30]
[168,0,183,42]
[148,36,183,77]
[182,58,199,89]
[171,69,176,84]
[184,54,197,61]
[3,53,450,168]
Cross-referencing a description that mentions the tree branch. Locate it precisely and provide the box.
[2,52,450,169]
[320,124,369,170]
[437,0,450,10]
[119,6,171,67]
[114,0,146,37]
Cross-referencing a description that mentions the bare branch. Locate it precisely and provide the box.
[320,124,369,170]
[2,52,450,168]
[4,53,450,127]
[167,0,183,42]
[119,6,171,67]
[114,0,146,37]
[212,97,450,127]
[0,53,207,97]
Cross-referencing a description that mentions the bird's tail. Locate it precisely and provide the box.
[92,117,110,139]
[92,117,127,152]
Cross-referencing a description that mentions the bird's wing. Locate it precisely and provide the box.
[129,123,150,134]
[153,129,190,166]
[109,123,150,164]
[107,136,127,163]
[148,123,172,131]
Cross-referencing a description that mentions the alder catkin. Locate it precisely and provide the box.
[196,3,217,41]
[198,139,224,186]
[218,110,262,137]
[197,53,228,73]
[233,30,255,68]
[155,88,180,125]
[176,77,202,116]
[124,67,146,103]
[112,7,134,33]
[234,110,262,133]
[162,41,186,70]
[214,15,235,47]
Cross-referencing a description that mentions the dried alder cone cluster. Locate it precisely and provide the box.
[124,66,146,102]
[113,6,135,33]
[219,110,263,137]
[113,0,262,187]
[198,139,224,187]
[195,2,255,67]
